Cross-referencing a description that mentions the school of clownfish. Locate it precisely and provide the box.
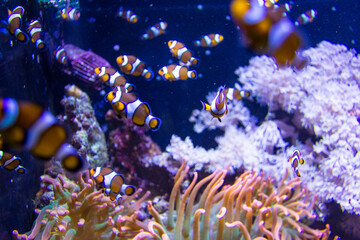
[0,0,316,202]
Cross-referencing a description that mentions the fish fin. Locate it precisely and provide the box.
[125,64,132,72]
[114,101,125,111]
[164,73,173,80]
[148,116,161,131]
[299,158,305,165]
[143,69,154,81]
[200,101,210,111]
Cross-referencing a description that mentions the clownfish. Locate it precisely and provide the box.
[288,150,304,177]
[295,9,317,26]
[158,65,197,82]
[94,67,135,92]
[193,33,224,47]
[141,21,167,40]
[90,167,136,204]
[28,20,46,50]
[54,46,67,65]
[201,86,228,122]
[116,7,138,24]
[262,0,278,7]
[0,150,26,174]
[224,88,250,101]
[116,55,154,81]
[230,0,302,67]
[61,7,80,21]
[105,86,161,131]
[168,40,199,66]
[0,98,86,173]
[7,6,28,43]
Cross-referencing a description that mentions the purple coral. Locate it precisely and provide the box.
[106,109,162,164]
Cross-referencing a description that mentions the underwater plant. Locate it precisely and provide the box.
[135,161,331,240]
[13,173,150,240]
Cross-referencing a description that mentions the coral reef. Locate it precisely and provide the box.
[135,161,331,239]
[59,85,108,168]
[189,88,257,134]
[171,41,360,216]
[105,110,175,195]
[13,173,150,240]
[166,121,291,175]
[62,44,110,89]
[235,41,360,214]
[106,109,162,175]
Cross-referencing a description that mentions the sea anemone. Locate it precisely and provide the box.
[135,161,331,240]
[13,173,150,240]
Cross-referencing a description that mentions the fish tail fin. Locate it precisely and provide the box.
[35,39,46,50]
[187,70,197,79]
[146,115,161,131]
[122,184,136,196]
[142,69,154,81]
[193,40,200,46]
[115,194,123,205]
[124,83,136,93]
[14,28,28,43]
[56,143,88,174]
[190,57,200,66]
[201,101,210,111]
[14,165,26,174]
[140,34,148,40]
[117,6,124,16]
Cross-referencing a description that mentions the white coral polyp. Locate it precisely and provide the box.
[234,41,360,214]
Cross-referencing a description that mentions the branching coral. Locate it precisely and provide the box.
[235,41,360,214]
[13,173,150,240]
[134,161,331,240]
[189,91,257,133]
[166,121,292,175]
[179,41,360,216]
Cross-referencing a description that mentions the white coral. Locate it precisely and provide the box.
[235,41,360,214]
[166,41,360,214]
[166,121,289,177]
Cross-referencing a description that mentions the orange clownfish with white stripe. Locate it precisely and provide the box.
[28,20,46,50]
[158,64,197,82]
[141,21,167,40]
[116,55,154,81]
[54,46,67,65]
[168,40,199,66]
[201,86,228,122]
[90,167,136,204]
[0,98,86,173]
[94,67,135,92]
[0,150,26,174]
[61,7,80,21]
[224,87,250,101]
[230,0,303,67]
[105,86,161,131]
[116,7,138,24]
[7,6,28,43]
[295,9,317,26]
[193,33,224,47]
[288,150,305,177]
